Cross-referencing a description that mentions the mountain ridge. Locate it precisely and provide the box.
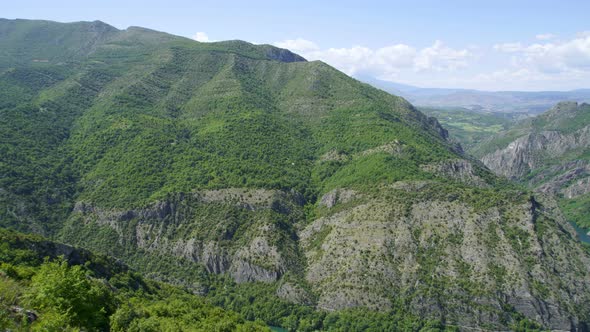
[477,101,590,233]
[1,18,590,330]
[359,76,590,114]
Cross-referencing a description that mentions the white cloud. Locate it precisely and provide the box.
[496,34,590,73]
[414,40,471,71]
[272,32,590,91]
[462,32,590,90]
[375,44,416,66]
[536,33,556,40]
[274,38,319,53]
[273,38,471,77]
[466,67,589,91]
[308,46,374,75]
[493,42,523,52]
[193,32,211,42]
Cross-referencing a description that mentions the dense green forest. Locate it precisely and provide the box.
[1,19,589,330]
[0,19,454,234]
[0,228,269,331]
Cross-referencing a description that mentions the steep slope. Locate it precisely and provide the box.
[0,228,269,331]
[1,19,590,330]
[477,102,590,231]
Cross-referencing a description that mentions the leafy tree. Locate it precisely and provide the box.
[25,257,114,331]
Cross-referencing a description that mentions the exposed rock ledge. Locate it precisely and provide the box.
[319,188,360,208]
[420,159,489,187]
[482,126,590,179]
[70,188,302,284]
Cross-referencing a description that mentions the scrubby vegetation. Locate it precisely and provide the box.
[0,228,269,331]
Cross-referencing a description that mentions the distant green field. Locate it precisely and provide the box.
[419,107,521,152]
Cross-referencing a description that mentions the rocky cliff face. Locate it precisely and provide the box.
[420,159,489,187]
[61,179,590,329]
[478,102,590,234]
[481,126,590,180]
[63,188,304,285]
[302,184,590,330]
[534,160,590,197]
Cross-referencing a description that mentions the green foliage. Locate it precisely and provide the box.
[26,258,114,330]
[318,153,432,193]
[419,107,517,151]
[0,18,459,232]
[530,102,590,134]
[559,193,590,230]
[0,228,270,331]
[508,309,543,332]
[109,293,269,332]
[205,278,462,332]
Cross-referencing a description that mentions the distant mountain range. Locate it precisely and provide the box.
[358,75,590,114]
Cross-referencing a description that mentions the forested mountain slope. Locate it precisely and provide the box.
[0,228,269,331]
[1,19,590,330]
[477,102,590,231]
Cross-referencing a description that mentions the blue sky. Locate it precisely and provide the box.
[4,0,590,91]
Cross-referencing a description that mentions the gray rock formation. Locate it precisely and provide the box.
[276,282,313,305]
[481,127,590,179]
[67,188,303,284]
[63,183,590,329]
[420,159,490,187]
[300,185,590,330]
[478,102,590,240]
[319,189,360,208]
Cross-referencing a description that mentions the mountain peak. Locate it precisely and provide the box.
[541,100,585,122]
[551,100,579,111]
[210,40,307,63]
[260,44,307,62]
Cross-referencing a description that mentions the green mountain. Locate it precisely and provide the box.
[475,101,590,232]
[0,228,269,331]
[360,76,590,114]
[1,19,590,330]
